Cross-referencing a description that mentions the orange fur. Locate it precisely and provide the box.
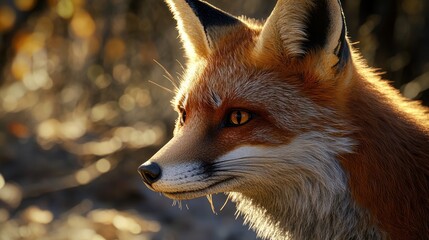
[339,56,429,239]
[140,1,429,239]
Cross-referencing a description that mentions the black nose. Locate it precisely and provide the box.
[138,162,161,185]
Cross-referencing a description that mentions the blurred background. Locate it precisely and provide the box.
[0,0,428,239]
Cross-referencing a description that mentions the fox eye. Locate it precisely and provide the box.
[227,110,251,127]
[180,110,186,125]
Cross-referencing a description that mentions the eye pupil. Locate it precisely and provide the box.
[229,110,250,126]
[235,111,242,124]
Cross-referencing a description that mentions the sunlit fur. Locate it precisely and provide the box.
[255,0,344,57]
[141,0,429,239]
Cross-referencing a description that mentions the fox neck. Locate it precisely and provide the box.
[229,178,384,240]
[340,68,429,239]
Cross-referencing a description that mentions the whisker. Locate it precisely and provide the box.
[148,80,175,94]
[154,59,174,79]
[162,74,176,85]
[176,59,185,72]
[220,194,231,211]
[154,59,179,90]
[208,156,288,177]
[206,194,217,214]
[211,168,259,177]
[211,156,281,167]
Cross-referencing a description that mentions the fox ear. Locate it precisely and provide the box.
[166,0,243,59]
[256,0,349,69]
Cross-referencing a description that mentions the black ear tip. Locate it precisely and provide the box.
[303,0,350,69]
[333,23,350,70]
[184,0,239,29]
[333,1,350,70]
[302,0,331,52]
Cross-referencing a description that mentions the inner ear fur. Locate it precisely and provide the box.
[255,0,349,70]
[166,0,244,60]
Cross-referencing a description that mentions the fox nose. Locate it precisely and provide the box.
[138,162,161,185]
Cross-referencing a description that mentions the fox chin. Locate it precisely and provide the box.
[138,0,429,239]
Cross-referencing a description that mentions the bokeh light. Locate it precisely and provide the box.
[0,5,16,32]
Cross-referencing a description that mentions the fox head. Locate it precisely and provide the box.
[138,1,429,239]
[139,0,355,209]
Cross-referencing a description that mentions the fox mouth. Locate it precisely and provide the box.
[159,177,236,200]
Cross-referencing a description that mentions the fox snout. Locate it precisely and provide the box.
[138,161,162,186]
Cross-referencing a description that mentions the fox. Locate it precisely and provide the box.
[138,0,429,239]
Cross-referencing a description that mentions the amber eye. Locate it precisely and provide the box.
[228,110,251,126]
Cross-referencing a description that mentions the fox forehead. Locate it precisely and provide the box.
[173,55,344,134]
[186,62,283,107]
[175,59,283,108]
